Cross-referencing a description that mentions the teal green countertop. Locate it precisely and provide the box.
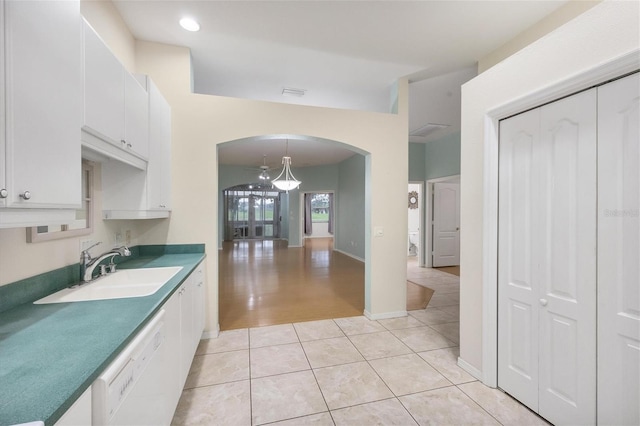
[0,252,206,426]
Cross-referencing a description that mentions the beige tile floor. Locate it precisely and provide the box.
[173,267,547,426]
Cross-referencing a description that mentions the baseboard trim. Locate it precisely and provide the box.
[201,324,220,340]
[334,249,364,263]
[458,357,484,382]
[364,310,407,320]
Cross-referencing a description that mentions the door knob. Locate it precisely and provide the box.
[0,188,7,198]
[539,298,548,307]
[19,191,31,200]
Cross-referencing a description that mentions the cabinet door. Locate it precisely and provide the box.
[55,387,91,426]
[193,263,206,346]
[124,72,149,158]
[147,80,172,210]
[0,0,6,208]
[179,279,195,386]
[162,289,183,417]
[4,0,81,208]
[83,19,124,145]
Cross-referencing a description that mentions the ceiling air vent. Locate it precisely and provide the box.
[282,87,306,97]
[410,123,450,138]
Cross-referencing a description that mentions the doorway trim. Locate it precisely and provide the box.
[425,175,460,268]
[299,190,336,246]
[480,51,639,388]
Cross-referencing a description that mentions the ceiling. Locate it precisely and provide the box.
[217,135,359,170]
[113,0,567,168]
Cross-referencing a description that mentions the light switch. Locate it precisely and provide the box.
[374,226,384,237]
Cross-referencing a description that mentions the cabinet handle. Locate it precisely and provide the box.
[120,139,126,146]
[19,191,31,200]
[159,204,166,208]
[0,189,7,199]
[539,298,548,307]
[127,143,132,148]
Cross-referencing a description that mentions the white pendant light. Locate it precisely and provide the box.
[272,141,301,191]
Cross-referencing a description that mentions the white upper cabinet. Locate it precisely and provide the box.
[101,77,171,220]
[82,20,148,165]
[1,0,81,211]
[124,73,149,159]
[82,19,123,150]
[147,79,172,211]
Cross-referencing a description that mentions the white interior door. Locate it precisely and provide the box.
[498,88,597,425]
[537,88,597,426]
[432,183,460,267]
[597,72,640,426]
[498,106,540,411]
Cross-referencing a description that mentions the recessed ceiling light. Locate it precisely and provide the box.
[179,17,200,32]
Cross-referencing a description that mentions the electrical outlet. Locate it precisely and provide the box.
[114,232,122,246]
[125,230,131,245]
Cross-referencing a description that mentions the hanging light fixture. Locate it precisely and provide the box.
[258,155,270,181]
[271,140,301,191]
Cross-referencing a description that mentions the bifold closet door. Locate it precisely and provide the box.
[597,72,640,425]
[498,88,597,425]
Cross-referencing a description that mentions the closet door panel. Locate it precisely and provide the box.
[498,107,540,411]
[538,88,597,426]
[597,72,640,426]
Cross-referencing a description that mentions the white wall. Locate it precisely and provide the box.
[478,0,601,73]
[460,0,639,376]
[80,0,136,72]
[132,38,410,331]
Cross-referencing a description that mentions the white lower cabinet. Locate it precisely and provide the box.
[55,388,91,426]
[163,261,206,420]
[77,261,206,426]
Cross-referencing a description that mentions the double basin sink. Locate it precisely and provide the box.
[34,266,183,304]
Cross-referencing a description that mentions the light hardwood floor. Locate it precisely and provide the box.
[219,238,434,330]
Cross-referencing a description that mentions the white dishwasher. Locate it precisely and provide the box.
[92,310,171,426]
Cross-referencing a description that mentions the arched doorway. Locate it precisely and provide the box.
[217,135,369,329]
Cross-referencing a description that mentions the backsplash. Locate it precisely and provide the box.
[0,244,205,313]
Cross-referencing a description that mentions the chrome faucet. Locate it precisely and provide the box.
[80,242,131,282]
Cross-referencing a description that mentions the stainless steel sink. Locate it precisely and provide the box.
[34,267,183,304]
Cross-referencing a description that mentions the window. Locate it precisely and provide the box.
[26,161,94,242]
[310,193,330,222]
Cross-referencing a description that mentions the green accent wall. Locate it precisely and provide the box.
[336,154,365,259]
[408,143,426,181]
[408,132,461,181]
[425,132,461,180]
